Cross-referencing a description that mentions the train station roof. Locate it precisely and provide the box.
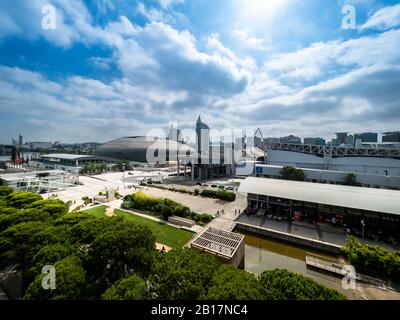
[238,177,400,216]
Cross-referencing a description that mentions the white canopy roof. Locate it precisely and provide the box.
[238,177,400,216]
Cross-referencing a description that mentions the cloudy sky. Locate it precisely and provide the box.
[0,0,399,143]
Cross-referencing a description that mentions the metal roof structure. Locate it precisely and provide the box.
[191,227,244,258]
[265,143,400,159]
[0,170,67,182]
[238,177,400,216]
[40,154,97,160]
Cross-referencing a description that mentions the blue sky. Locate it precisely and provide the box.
[0,0,400,143]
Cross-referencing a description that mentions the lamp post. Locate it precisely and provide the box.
[361,219,365,241]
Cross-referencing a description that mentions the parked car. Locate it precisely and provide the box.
[210,184,218,188]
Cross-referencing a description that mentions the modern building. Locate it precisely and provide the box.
[29,154,116,173]
[335,132,348,145]
[18,134,23,146]
[383,131,400,143]
[239,177,400,241]
[345,135,354,147]
[0,170,78,193]
[255,164,400,189]
[96,136,192,164]
[280,135,301,144]
[354,132,378,143]
[24,142,53,150]
[303,137,326,146]
[266,143,400,175]
[0,145,15,156]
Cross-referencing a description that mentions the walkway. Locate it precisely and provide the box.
[236,214,397,251]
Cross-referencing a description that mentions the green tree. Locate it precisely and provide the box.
[5,192,42,209]
[149,249,220,300]
[258,269,345,300]
[25,199,69,217]
[24,256,87,300]
[11,147,17,163]
[101,274,147,300]
[343,173,360,186]
[341,236,400,282]
[86,221,155,289]
[205,264,262,300]
[280,166,306,181]
[0,186,14,197]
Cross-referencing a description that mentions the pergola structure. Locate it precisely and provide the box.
[191,227,245,268]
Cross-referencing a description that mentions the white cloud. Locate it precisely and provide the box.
[232,29,266,50]
[360,4,400,30]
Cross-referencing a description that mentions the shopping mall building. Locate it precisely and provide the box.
[239,177,400,243]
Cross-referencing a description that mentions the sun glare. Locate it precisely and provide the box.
[239,0,289,24]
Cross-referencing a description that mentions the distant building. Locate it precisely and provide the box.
[354,132,378,143]
[0,170,78,193]
[0,145,15,156]
[335,132,348,144]
[29,154,116,173]
[168,122,183,143]
[304,137,326,146]
[383,131,400,143]
[345,135,354,147]
[255,164,400,190]
[26,142,54,150]
[264,137,280,144]
[18,134,23,146]
[280,135,301,144]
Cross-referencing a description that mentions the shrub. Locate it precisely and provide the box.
[341,236,400,283]
[122,192,191,220]
[200,189,236,202]
[259,269,346,300]
[194,189,200,196]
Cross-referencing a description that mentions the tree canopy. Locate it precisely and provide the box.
[101,274,147,300]
[0,189,346,300]
[280,166,306,181]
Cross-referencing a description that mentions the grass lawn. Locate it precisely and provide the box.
[82,205,194,248]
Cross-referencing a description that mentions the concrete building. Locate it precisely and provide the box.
[266,143,400,176]
[0,145,15,156]
[335,132,348,145]
[280,135,301,144]
[383,131,400,143]
[239,177,400,242]
[345,135,354,147]
[355,132,378,143]
[29,154,116,173]
[255,164,400,189]
[96,136,192,164]
[0,170,78,193]
[303,137,326,146]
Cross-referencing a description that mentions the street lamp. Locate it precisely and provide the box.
[361,219,366,241]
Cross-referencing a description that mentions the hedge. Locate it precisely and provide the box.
[200,189,236,202]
